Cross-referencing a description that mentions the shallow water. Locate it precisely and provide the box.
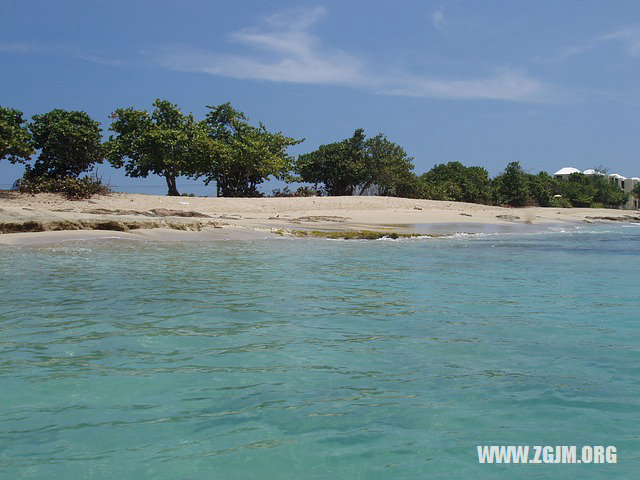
[1,225,639,479]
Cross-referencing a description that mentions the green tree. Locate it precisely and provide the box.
[0,106,33,165]
[107,99,218,196]
[359,133,415,196]
[420,161,491,204]
[492,161,530,206]
[200,103,302,197]
[633,182,640,197]
[27,109,103,178]
[296,129,367,196]
[592,176,628,208]
[554,173,627,208]
[526,171,556,207]
[295,129,415,197]
[555,173,595,207]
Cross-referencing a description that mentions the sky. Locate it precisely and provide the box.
[2,0,640,195]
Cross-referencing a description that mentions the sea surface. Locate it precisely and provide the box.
[1,225,639,479]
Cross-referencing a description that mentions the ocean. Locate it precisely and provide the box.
[1,225,638,479]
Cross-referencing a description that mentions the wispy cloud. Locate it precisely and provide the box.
[384,70,545,101]
[600,25,640,56]
[431,7,447,30]
[0,42,32,53]
[153,7,550,102]
[155,7,365,86]
[556,24,640,60]
[0,41,122,66]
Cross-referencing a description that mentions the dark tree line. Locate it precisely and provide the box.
[0,102,633,207]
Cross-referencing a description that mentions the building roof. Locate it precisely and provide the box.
[554,167,581,176]
[608,173,626,179]
[582,169,603,175]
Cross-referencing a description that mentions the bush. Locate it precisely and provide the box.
[549,196,572,208]
[17,175,111,200]
[272,186,321,197]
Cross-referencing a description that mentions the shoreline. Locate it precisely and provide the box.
[1,191,639,245]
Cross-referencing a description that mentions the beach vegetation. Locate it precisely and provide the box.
[272,185,322,197]
[549,196,572,208]
[197,103,302,197]
[295,128,367,196]
[525,171,555,207]
[2,100,635,211]
[16,174,111,200]
[555,173,628,208]
[359,133,416,196]
[419,161,491,204]
[106,99,221,196]
[0,106,34,165]
[491,161,530,206]
[25,109,104,179]
[295,129,415,196]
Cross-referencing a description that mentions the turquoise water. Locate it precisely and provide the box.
[1,226,639,479]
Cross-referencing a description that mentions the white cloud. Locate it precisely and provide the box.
[555,24,640,61]
[153,7,549,102]
[431,8,447,30]
[383,70,545,101]
[156,7,365,86]
[600,25,640,56]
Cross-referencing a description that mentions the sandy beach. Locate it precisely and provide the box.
[1,191,639,244]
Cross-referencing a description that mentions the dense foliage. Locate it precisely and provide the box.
[199,103,302,197]
[295,129,415,196]
[0,106,34,164]
[491,161,531,206]
[106,99,219,196]
[17,175,110,200]
[0,101,636,208]
[27,109,104,179]
[555,173,628,208]
[419,161,491,204]
[272,186,321,197]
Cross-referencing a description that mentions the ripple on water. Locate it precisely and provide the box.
[0,228,638,479]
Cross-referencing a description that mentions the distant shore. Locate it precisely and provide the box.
[1,191,639,245]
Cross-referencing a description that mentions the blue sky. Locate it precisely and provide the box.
[2,0,640,195]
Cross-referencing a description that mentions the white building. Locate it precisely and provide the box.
[553,167,581,180]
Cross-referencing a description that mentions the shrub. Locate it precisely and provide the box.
[272,186,321,197]
[17,175,111,200]
[549,196,572,208]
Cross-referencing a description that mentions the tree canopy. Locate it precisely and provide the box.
[0,106,33,165]
[107,99,219,196]
[491,161,530,206]
[26,109,103,178]
[1,100,636,209]
[556,173,628,208]
[198,103,302,197]
[295,129,415,196]
[359,133,416,196]
[420,161,491,204]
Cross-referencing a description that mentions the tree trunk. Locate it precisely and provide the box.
[165,173,179,196]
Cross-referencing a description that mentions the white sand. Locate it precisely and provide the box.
[1,191,638,244]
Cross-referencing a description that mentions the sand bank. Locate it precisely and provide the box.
[1,191,638,244]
